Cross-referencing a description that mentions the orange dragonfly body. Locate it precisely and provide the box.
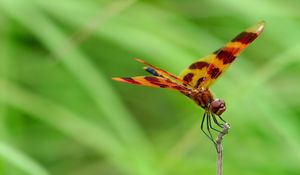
[113,22,265,144]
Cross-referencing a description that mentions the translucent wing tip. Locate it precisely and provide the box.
[112,77,124,82]
[246,20,265,34]
[134,57,145,63]
[256,20,265,34]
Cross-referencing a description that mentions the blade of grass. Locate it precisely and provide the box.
[0,1,159,174]
[36,0,223,69]
[67,0,137,52]
[0,78,125,156]
[0,13,11,141]
[0,78,137,172]
[34,0,137,57]
[0,14,24,175]
[0,141,50,175]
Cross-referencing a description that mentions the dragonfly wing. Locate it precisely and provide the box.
[135,58,191,87]
[112,76,191,92]
[180,21,265,89]
[179,55,213,88]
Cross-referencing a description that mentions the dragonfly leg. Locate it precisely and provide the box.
[201,113,215,144]
[208,113,222,132]
[212,115,224,128]
[206,113,217,147]
[219,116,227,123]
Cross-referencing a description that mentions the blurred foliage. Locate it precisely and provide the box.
[0,0,300,175]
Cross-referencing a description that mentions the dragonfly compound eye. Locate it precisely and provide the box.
[210,99,226,115]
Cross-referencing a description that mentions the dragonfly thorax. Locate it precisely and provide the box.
[188,89,226,115]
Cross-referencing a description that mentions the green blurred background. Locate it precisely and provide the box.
[0,0,300,175]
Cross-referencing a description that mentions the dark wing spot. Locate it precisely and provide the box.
[122,77,140,84]
[189,61,209,69]
[216,50,236,64]
[144,76,160,82]
[208,66,222,79]
[196,77,205,87]
[144,76,172,88]
[183,73,194,83]
[158,84,169,88]
[231,32,258,44]
[165,79,173,83]
[151,82,170,88]
[225,47,240,55]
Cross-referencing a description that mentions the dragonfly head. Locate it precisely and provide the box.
[210,98,226,115]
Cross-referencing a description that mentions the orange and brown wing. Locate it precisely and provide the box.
[112,76,190,92]
[135,58,191,87]
[179,55,213,88]
[180,21,265,89]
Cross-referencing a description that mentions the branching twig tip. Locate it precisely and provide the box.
[216,122,230,175]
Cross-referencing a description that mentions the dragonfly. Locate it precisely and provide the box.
[113,21,265,145]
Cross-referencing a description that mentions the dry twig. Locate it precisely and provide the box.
[216,123,230,175]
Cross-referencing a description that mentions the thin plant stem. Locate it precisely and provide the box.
[216,123,230,175]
